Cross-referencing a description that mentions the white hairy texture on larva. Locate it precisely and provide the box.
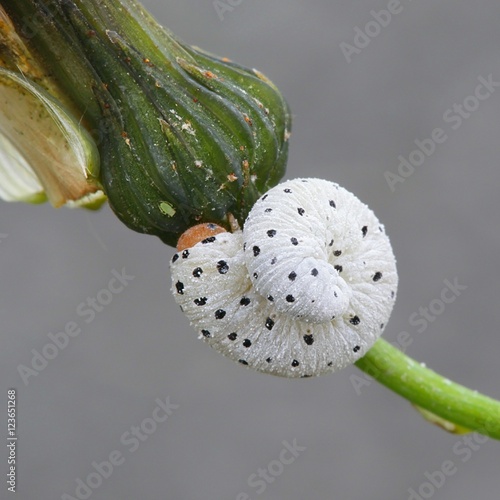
[170,178,398,378]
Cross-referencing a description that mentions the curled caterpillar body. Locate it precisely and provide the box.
[170,178,398,377]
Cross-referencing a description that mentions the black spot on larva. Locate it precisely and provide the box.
[380,323,384,329]
[243,242,247,251]
[175,281,184,294]
[228,332,237,341]
[311,268,318,276]
[239,359,248,366]
[329,239,334,247]
[334,265,343,273]
[291,237,298,246]
[379,226,384,232]
[182,250,189,259]
[201,330,211,338]
[271,257,277,265]
[217,260,229,274]
[253,272,258,279]
[243,339,252,348]
[172,254,179,263]
[261,194,268,201]
[353,345,360,353]
[334,250,342,257]
[192,267,203,278]
[350,316,361,325]
[288,271,297,281]
[301,375,311,378]
[303,334,314,345]
[362,226,368,237]
[215,309,226,320]
[194,297,207,306]
[265,318,275,330]
[284,188,292,193]
[253,246,260,256]
[267,295,274,302]
[265,208,272,213]
[267,229,276,237]
[373,272,382,282]
[207,223,217,230]
[333,291,337,298]
[179,305,184,312]
[391,291,395,298]
[297,208,305,216]
[202,236,216,244]
[286,295,295,303]
[266,357,272,363]
[240,297,251,306]
[329,200,336,208]
[291,359,300,367]
[327,362,333,367]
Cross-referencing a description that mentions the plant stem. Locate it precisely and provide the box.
[355,339,500,440]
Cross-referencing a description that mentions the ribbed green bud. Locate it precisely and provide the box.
[1,0,291,246]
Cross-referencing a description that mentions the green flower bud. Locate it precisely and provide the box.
[1,0,291,246]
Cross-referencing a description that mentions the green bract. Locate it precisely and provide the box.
[0,0,291,246]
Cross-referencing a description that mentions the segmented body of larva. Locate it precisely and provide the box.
[171,178,398,377]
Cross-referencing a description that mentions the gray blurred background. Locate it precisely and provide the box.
[2,1,500,499]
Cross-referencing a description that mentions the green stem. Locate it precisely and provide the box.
[355,339,500,440]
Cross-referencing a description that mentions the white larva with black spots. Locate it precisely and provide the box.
[170,178,398,378]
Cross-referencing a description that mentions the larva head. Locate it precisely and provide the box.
[170,178,398,378]
[176,223,228,251]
